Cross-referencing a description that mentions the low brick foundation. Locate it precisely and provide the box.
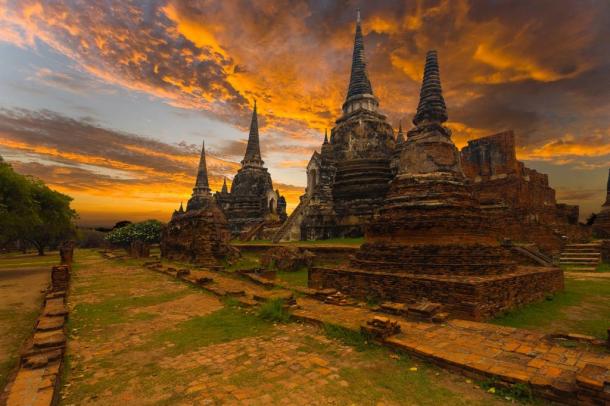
[309,266,564,320]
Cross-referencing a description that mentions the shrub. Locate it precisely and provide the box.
[104,219,163,247]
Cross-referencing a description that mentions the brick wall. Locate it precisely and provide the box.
[309,266,564,321]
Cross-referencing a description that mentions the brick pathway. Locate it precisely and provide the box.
[62,253,505,405]
[150,262,610,404]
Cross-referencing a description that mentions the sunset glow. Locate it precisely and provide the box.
[1,0,608,225]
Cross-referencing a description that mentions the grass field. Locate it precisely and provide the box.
[492,276,610,339]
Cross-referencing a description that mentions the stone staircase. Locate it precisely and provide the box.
[272,195,310,243]
[559,242,602,271]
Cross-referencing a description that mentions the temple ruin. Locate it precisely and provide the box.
[461,131,586,251]
[309,51,564,321]
[274,11,395,241]
[161,140,233,265]
[215,101,287,238]
[593,168,610,238]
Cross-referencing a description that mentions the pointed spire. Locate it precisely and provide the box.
[413,50,448,126]
[345,9,373,101]
[179,202,184,213]
[221,177,228,194]
[323,128,329,144]
[193,139,211,195]
[242,100,263,166]
[396,120,404,144]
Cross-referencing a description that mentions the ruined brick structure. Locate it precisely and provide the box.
[461,131,586,251]
[274,12,396,241]
[214,102,287,238]
[162,140,233,265]
[593,168,610,238]
[309,51,564,321]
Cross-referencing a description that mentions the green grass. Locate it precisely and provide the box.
[144,305,273,355]
[276,267,308,287]
[73,288,190,329]
[222,253,261,272]
[596,262,610,273]
[492,278,610,339]
[0,251,59,269]
[258,298,291,322]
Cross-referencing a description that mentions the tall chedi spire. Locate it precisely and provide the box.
[413,50,448,126]
[186,139,213,211]
[221,177,228,194]
[403,50,462,176]
[242,100,263,167]
[342,9,379,116]
[193,139,211,196]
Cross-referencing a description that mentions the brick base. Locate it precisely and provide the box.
[309,266,564,321]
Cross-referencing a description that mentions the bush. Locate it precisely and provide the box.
[104,220,163,247]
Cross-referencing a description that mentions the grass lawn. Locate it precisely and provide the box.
[491,276,610,339]
[0,251,59,269]
[277,267,309,288]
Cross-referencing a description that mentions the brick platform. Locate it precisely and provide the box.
[309,266,564,320]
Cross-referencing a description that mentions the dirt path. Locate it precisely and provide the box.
[61,250,508,405]
[0,263,50,390]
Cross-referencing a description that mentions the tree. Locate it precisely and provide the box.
[0,161,77,254]
[25,179,77,255]
[0,162,38,248]
[104,220,163,247]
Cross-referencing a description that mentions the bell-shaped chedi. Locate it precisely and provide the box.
[593,168,610,238]
[162,139,233,265]
[309,51,564,321]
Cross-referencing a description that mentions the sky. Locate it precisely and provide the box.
[0,0,609,226]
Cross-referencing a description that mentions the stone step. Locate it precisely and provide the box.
[566,267,597,272]
[560,256,601,261]
[559,257,600,262]
[561,251,600,255]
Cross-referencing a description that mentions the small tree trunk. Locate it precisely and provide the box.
[37,246,45,256]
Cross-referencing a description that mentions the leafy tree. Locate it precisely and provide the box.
[0,161,77,254]
[0,161,37,247]
[26,179,77,255]
[104,220,163,247]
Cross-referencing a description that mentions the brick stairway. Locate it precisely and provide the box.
[559,242,602,272]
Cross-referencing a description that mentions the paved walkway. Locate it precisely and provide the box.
[152,262,610,404]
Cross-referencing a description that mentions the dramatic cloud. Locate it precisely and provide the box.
[1,0,609,222]
[0,108,303,224]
